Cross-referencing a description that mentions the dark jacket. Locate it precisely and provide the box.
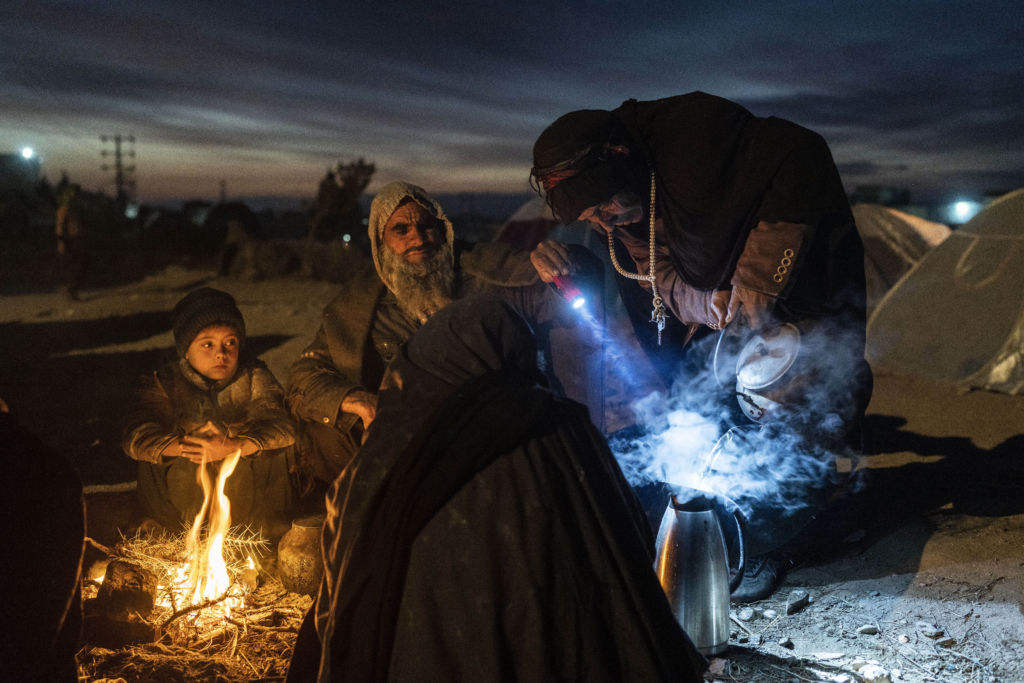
[123,356,296,527]
[609,93,868,399]
[124,357,295,462]
[613,92,862,307]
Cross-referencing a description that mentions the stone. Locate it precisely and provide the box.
[916,621,943,638]
[786,589,810,614]
[858,663,892,682]
[857,624,879,635]
[763,608,778,619]
[897,634,910,643]
[707,658,728,676]
[869,590,881,597]
[778,636,794,649]
[96,560,158,618]
[937,636,956,647]
[240,564,259,593]
[738,607,756,621]
[738,634,749,643]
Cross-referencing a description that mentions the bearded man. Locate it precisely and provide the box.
[287,181,601,484]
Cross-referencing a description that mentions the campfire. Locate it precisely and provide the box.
[158,448,250,625]
[79,451,312,681]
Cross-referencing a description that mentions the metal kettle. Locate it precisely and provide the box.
[654,491,746,655]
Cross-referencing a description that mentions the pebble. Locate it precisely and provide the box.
[916,621,943,638]
[737,607,755,621]
[869,590,881,596]
[738,634,749,643]
[897,634,910,643]
[937,636,956,647]
[707,658,728,676]
[786,589,810,614]
[778,636,794,649]
[857,624,879,635]
[858,664,892,682]
[763,608,778,619]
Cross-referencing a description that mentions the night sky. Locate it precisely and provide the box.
[3,1,1022,204]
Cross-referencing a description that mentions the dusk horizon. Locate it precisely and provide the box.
[3,1,1021,205]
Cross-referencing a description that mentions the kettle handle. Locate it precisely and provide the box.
[727,508,747,593]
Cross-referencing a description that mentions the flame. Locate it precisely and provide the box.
[159,448,249,621]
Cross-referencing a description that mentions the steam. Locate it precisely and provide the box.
[610,316,868,553]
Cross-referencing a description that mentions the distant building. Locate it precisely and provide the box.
[848,185,912,207]
[0,152,41,194]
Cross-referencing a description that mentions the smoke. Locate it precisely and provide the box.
[609,316,869,554]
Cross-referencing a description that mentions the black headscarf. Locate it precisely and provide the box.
[531,109,648,224]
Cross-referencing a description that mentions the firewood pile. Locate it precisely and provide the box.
[77,529,313,682]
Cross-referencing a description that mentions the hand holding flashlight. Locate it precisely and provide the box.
[530,239,574,283]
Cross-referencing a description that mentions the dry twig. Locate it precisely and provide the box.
[84,536,115,556]
[160,589,234,630]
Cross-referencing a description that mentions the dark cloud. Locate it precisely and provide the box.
[1,0,1022,200]
[837,161,909,177]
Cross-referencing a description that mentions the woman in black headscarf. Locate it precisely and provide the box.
[288,295,704,682]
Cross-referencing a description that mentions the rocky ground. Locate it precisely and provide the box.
[2,265,1022,681]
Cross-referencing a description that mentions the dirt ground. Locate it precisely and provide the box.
[2,265,1022,681]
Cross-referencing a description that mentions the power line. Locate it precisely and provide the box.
[100,134,136,208]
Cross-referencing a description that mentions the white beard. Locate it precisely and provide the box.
[379,241,455,324]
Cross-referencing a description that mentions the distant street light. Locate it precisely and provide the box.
[20,146,34,160]
[951,200,981,223]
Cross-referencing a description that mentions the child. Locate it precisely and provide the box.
[123,288,295,531]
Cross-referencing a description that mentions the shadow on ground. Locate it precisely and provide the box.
[0,312,291,484]
[791,413,1024,582]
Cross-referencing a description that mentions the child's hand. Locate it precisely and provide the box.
[163,437,200,462]
[181,434,253,463]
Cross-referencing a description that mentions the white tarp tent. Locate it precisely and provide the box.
[867,188,1024,394]
[852,204,950,312]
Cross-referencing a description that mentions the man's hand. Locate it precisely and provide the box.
[341,390,378,430]
[707,290,731,329]
[727,285,775,329]
[529,240,573,283]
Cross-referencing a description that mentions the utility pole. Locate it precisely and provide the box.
[100,134,136,211]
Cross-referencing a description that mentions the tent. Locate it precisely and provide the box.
[496,196,557,250]
[866,188,1024,394]
[852,204,950,312]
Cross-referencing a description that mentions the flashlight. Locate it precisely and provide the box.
[549,275,586,310]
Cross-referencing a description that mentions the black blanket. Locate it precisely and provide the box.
[290,297,704,681]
